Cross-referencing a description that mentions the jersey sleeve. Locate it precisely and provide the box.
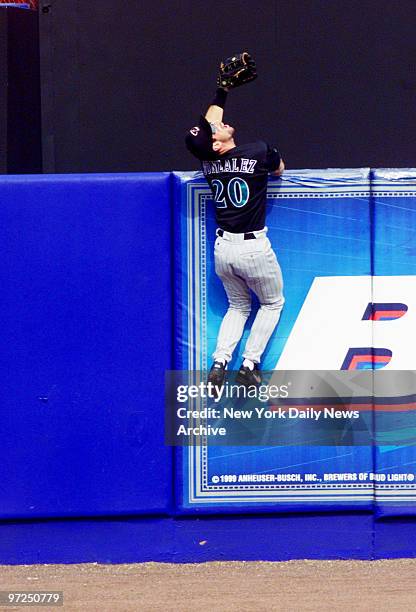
[264,144,282,172]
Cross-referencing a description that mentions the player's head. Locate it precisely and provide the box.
[185,115,235,160]
[210,121,236,155]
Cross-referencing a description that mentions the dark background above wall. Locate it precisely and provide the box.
[39,0,416,173]
[0,7,41,173]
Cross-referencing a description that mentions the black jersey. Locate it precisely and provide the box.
[201,141,281,233]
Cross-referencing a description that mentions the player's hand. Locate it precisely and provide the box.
[270,160,285,176]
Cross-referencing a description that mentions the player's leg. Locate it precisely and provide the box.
[212,241,252,366]
[236,237,284,371]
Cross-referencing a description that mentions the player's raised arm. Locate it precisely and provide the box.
[185,53,257,161]
[204,88,228,125]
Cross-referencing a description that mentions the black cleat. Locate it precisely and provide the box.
[207,361,227,390]
[236,363,262,386]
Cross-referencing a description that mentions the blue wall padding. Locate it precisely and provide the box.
[372,169,416,517]
[1,168,416,558]
[174,169,374,514]
[0,173,172,518]
[2,513,415,564]
[0,514,374,564]
[373,519,416,558]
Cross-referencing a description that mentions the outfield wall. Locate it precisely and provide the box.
[1,170,416,562]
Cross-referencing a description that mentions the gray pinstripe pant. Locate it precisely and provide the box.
[213,227,284,365]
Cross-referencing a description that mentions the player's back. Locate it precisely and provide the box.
[202,141,271,233]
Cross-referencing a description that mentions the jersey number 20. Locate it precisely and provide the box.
[211,178,250,208]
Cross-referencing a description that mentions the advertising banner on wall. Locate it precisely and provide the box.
[173,169,384,513]
[372,169,416,516]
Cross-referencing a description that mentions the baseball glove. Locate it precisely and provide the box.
[217,52,257,89]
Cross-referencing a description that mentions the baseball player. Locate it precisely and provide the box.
[185,53,285,387]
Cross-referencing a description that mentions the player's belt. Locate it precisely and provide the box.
[217,229,256,240]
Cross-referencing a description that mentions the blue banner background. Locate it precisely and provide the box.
[174,169,375,513]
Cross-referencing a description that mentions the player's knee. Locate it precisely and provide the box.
[261,295,285,312]
[228,302,251,318]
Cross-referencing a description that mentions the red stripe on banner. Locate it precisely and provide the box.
[349,354,390,369]
[372,310,406,320]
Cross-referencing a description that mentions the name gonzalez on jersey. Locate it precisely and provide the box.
[202,158,258,175]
